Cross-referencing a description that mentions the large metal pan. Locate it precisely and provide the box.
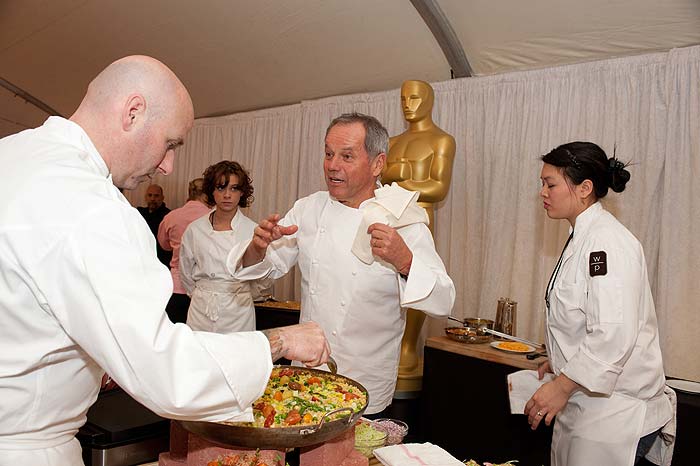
[178,366,369,449]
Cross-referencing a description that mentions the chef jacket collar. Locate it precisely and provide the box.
[327,193,376,210]
[209,207,245,230]
[44,116,110,179]
[568,201,603,248]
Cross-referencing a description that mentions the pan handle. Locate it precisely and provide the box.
[327,356,338,375]
[448,316,466,326]
[299,407,355,435]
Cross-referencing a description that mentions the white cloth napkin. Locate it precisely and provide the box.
[351,183,429,265]
[645,385,677,466]
[507,369,555,414]
[373,442,464,466]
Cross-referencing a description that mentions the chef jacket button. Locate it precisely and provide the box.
[320,227,326,234]
[209,273,215,278]
[312,259,318,265]
[340,300,346,306]
[332,330,337,336]
[351,271,357,276]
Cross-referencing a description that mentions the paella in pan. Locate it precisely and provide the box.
[229,366,366,428]
[180,365,369,449]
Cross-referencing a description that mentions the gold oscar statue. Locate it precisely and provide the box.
[382,80,455,394]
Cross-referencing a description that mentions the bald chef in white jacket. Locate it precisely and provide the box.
[0,55,329,465]
[233,113,455,416]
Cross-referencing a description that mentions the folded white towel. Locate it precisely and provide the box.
[645,385,677,466]
[351,183,428,265]
[373,442,464,466]
[507,369,555,414]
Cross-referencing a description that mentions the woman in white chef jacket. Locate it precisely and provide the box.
[525,142,674,466]
[180,161,269,333]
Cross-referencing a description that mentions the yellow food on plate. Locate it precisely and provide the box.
[497,342,531,352]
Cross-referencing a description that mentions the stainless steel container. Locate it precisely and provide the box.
[495,299,517,336]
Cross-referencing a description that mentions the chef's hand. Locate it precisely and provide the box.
[367,223,412,276]
[524,373,579,430]
[243,214,298,266]
[262,322,330,367]
[537,360,553,379]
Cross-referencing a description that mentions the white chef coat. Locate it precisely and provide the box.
[180,210,265,333]
[231,191,455,413]
[0,117,272,465]
[546,202,673,466]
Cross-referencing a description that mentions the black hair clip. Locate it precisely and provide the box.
[565,149,580,169]
[609,158,625,172]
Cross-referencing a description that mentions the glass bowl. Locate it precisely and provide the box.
[373,418,409,445]
[354,420,388,457]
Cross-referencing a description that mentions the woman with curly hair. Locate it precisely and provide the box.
[180,160,269,333]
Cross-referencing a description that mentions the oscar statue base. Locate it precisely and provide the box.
[396,308,426,395]
[394,359,423,395]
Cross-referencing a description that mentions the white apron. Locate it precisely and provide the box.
[0,438,83,466]
[187,278,255,333]
[645,386,677,466]
[552,391,646,466]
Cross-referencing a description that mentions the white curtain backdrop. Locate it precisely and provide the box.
[125,45,700,381]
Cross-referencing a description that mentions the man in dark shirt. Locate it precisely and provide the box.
[137,184,172,266]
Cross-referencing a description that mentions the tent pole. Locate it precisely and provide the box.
[0,77,63,117]
[409,0,473,78]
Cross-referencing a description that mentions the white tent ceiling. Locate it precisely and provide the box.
[2,0,699,139]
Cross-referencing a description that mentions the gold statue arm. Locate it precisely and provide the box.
[384,134,456,204]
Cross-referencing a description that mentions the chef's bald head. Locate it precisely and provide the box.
[80,56,191,120]
[70,56,194,189]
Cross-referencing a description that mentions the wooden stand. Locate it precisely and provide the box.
[299,427,368,466]
[159,421,368,466]
[158,422,285,466]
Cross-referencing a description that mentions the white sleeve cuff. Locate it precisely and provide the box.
[194,331,272,421]
[400,257,437,305]
[561,348,622,395]
[225,241,251,276]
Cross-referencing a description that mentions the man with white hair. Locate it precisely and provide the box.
[0,55,329,465]
[236,113,455,417]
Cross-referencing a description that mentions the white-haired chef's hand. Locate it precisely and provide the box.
[367,223,412,276]
[262,322,330,367]
[243,214,298,266]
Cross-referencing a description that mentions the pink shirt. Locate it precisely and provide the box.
[157,200,211,294]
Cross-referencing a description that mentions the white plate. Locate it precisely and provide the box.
[490,341,536,353]
[666,378,700,394]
